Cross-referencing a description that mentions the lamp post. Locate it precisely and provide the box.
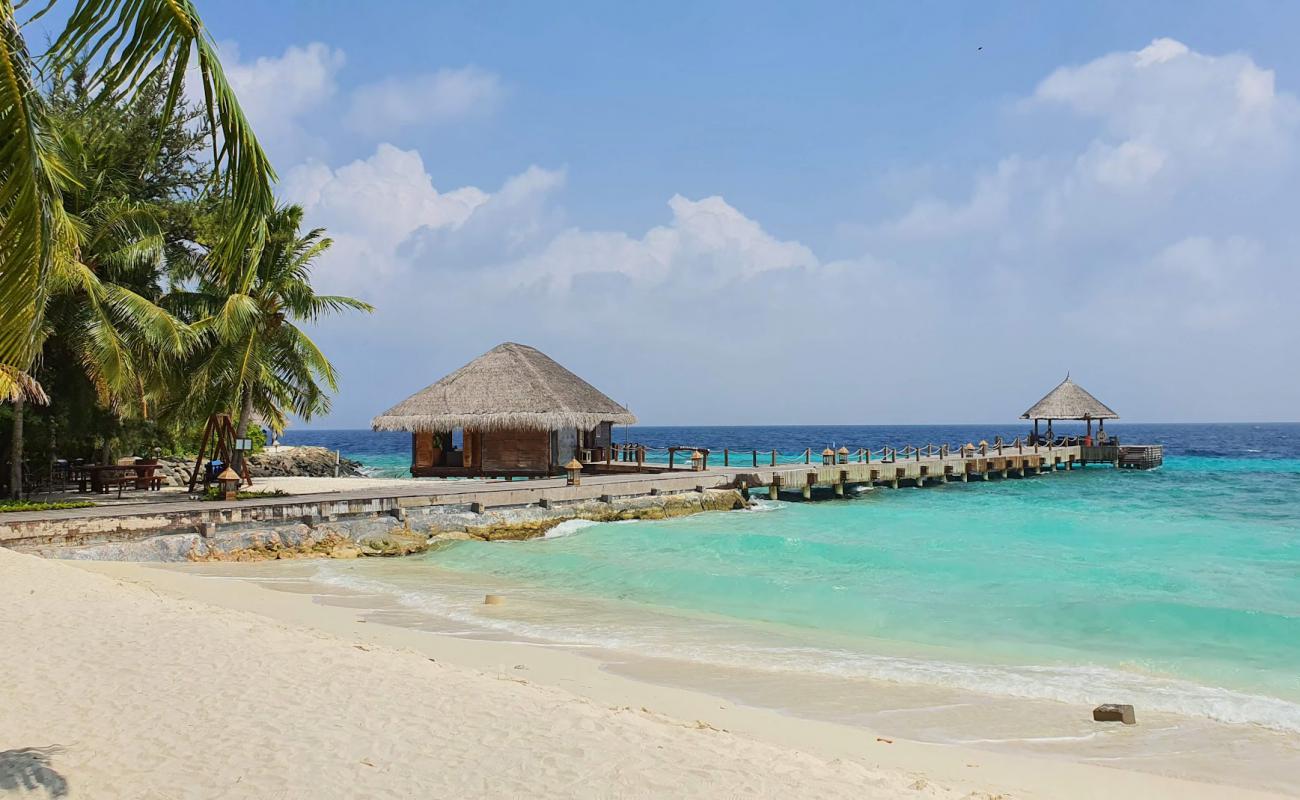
[821,448,835,466]
[836,446,850,464]
[565,458,583,486]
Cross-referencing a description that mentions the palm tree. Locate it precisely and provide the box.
[166,205,371,467]
[0,0,274,402]
[8,123,193,497]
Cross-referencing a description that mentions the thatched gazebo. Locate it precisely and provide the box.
[1021,375,1118,444]
[372,342,636,478]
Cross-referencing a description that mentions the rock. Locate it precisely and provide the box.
[1093,704,1136,724]
[247,447,365,478]
[328,543,363,559]
[357,529,430,557]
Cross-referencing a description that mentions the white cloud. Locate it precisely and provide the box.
[346,67,503,136]
[282,144,494,290]
[289,38,1300,425]
[1032,37,1299,167]
[216,42,346,161]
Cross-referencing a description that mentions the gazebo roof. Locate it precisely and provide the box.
[372,342,637,433]
[1021,376,1119,421]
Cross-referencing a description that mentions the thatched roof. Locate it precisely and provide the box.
[1021,376,1119,420]
[372,342,637,433]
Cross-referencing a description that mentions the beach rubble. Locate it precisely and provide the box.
[1093,704,1137,724]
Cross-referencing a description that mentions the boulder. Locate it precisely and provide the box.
[1092,704,1136,724]
[357,529,430,557]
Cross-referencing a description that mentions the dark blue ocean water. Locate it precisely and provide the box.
[282,423,1300,476]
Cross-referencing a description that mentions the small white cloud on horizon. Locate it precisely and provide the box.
[346,66,504,136]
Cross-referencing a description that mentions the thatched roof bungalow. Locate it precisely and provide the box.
[1021,375,1118,442]
[372,343,636,478]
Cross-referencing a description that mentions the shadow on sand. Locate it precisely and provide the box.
[0,747,68,798]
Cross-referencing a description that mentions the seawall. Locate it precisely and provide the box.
[13,489,748,562]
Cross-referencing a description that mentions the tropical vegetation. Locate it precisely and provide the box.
[0,1,369,497]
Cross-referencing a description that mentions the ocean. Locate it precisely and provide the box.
[276,423,1300,782]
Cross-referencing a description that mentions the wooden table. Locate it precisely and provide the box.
[81,464,161,495]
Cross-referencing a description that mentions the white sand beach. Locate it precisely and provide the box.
[0,546,1285,800]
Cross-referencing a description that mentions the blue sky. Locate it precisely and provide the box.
[48,2,1300,425]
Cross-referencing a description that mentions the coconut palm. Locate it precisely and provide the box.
[166,205,371,465]
[7,122,193,497]
[0,0,274,402]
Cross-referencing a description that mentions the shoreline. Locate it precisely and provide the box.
[44,553,1288,799]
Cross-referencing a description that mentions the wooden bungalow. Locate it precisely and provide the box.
[371,342,637,478]
[1021,375,1119,444]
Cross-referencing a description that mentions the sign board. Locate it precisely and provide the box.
[234,438,252,451]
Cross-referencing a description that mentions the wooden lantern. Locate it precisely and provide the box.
[564,458,583,486]
[216,466,241,501]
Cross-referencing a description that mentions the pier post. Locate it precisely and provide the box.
[802,473,814,500]
[833,480,844,497]
[771,450,777,467]
[768,477,780,501]
[981,470,989,481]
[724,449,730,467]
[739,480,749,501]
[960,469,969,483]
[1067,457,1074,471]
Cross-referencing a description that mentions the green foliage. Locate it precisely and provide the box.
[1,9,365,499]
[0,499,96,512]
[2,0,276,399]
[247,424,266,454]
[160,205,372,436]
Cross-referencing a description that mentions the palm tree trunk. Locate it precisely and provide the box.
[234,388,254,474]
[9,396,23,500]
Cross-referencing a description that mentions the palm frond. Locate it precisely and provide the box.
[0,364,48,404]
[50,0,276,283]
[0,6,71,377]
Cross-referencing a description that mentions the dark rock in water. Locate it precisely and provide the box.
[1093,704,1136,724]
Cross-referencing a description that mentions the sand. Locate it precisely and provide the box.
[0,547,1286,799]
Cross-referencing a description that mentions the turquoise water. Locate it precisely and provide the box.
[288,425,1300,733]
[391,455,1300,731]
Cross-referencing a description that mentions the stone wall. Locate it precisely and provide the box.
[22,489,749,563]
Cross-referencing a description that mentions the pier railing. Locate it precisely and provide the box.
[604,435,1090,471]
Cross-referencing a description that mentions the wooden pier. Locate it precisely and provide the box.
[0,434,1165,553]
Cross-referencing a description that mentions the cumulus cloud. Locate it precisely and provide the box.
[346,67,503,136]
[293,38,1300,425]
[216,42,346,161]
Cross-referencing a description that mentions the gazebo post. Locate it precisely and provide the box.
[1033,419,1039,443]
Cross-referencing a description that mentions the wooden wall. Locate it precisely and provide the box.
[480,428,551,473]
[413,432,434,467]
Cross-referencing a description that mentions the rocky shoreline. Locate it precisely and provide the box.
[149,446,366,486]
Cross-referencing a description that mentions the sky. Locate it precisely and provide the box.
[53,2,1300,425]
